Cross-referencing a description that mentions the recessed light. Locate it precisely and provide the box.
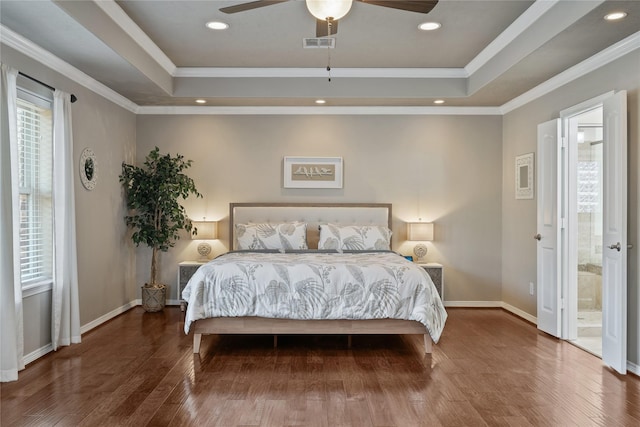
[315,99,326,104]
[195,99,206,104]
[604,12,627,21]
[206,21,229,30]
[433,99,445,104]
[418,22,441,31]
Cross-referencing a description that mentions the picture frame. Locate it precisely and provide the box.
[515,152,534,199]
[283,157,343,189]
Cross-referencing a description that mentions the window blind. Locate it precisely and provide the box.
[17,97,53,286]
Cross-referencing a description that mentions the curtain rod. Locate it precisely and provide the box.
[18,72,78,103]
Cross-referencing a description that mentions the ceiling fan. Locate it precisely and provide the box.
[219,0,439,37]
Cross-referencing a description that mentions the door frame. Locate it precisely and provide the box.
[559,92,613,341]
[555,90,628,374]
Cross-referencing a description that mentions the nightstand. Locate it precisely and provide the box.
[417,263,444,300]
[178,261,206,311]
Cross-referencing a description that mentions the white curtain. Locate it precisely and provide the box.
[0,64,24,382]
[51,90,80,350]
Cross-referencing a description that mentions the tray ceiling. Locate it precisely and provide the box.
[1,0,638,109]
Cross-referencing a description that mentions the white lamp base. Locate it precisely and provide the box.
[197,242,212,262]
[413,243,427,262]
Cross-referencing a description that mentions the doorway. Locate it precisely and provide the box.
[537,90,628,374]
[568,107,603,356]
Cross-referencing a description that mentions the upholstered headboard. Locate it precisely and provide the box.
[230,203,392,250]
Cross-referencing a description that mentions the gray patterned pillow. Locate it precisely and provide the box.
[318,224,392,250]
[236,222,308,250]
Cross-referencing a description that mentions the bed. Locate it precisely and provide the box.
[182,203,447,354]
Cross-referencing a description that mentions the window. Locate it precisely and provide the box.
[17,90,53,290]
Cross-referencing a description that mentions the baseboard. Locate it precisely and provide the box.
[500,302,538,324]
[444,300,503,308]
[132,298,181,307]
[628,361,640,377]
[80,300,139,334]
[129,299,180,306]
[444,301,538,325]
[23,343,53,366]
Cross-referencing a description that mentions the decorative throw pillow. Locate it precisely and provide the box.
[318,224,392,250]
[236,222,308,250]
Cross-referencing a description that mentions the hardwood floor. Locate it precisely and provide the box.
[2,307,639,426]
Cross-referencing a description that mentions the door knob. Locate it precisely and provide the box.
[534,234,542,241]
[608,242,621,251]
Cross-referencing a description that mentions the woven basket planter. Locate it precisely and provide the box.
[141,284,167,312]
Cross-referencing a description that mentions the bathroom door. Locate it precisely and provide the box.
[536,91,627,374]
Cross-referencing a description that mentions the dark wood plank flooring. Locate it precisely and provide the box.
[2,308,639,426]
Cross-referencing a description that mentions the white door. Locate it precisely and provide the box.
[601,91,627,374]
[536,119,562,337]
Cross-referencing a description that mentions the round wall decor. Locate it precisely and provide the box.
[80,148,97,190]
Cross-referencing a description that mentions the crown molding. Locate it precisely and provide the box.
[136,105,501,115]
[0,25,138,113]
[175,67,468,79]
[500,31,640,114]
[4,21,637,117]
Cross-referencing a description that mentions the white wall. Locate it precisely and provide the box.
[501,50,640,367]
[135,114,504,304]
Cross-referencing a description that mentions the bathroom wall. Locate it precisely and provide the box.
[577,126,604,270]
[577,126,603,311]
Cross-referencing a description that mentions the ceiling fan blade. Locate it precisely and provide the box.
[316,19,338,37]
[219,0,289,14]
[357,0,438,14]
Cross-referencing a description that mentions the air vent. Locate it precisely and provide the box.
[303,38,335,48]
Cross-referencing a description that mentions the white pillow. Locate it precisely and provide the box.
[318,224,392,250]
[236,222,308,250]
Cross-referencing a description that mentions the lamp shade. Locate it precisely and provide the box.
[191,221,218,240]
[306,0,353,20]
[407,222,434,241]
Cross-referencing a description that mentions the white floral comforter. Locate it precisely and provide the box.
[182,251,447,343]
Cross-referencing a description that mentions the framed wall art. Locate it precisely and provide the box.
[283,157,343,189]
[515,152,534,199]
[79,147,97,190]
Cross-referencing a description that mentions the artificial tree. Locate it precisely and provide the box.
[120,147,201,311]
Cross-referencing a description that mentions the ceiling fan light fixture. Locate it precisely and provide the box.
[306,0,353,21]
[206,21,229,30]
[418,22,441,31]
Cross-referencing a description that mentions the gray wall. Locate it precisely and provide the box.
[135,114,504,304]
[501,51,640,366]
[1,46,137,356]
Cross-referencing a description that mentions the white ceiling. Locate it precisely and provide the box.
[1,0,638,109]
